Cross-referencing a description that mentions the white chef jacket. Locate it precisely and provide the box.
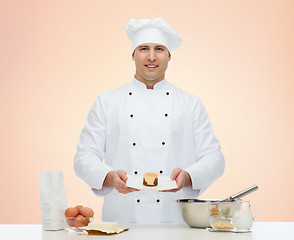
[74,78,225,223]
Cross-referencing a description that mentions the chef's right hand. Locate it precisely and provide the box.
[103,170,140,194]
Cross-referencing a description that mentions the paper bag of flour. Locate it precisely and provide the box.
[39,171,68,230]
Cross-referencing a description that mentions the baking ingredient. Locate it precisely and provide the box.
[212,221,234,230]
[209,207,220,216]
[65,207,78,217]
[74,215,87,227]
[65,205,94,228]
[85,217,91,224]
[232,210,253,230]
[66,218,75,227]
[79,207,94,217]
[75,205,83,212]
[87,222,119,232]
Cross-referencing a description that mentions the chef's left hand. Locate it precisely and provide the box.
[160,167,192,193]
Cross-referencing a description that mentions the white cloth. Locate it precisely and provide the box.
[125,18,183,52]
[74,78,225,223]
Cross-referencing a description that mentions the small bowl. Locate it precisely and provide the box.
[64,217,94,231]
[209,215,234,230]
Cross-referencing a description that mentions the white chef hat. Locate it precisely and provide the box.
[125,17,182,53]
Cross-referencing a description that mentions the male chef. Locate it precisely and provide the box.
[74,18,225,223]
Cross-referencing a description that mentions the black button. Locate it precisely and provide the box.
[165,113,168,117]
[166,92,169,95]
[130,114,133,117]
[134,171,138,174]
[160,170,163,174]
[137,199,140,203]
[129,92,132,95]
[157,199,160,203]
[133,143,136,146]
[162,142,165,145]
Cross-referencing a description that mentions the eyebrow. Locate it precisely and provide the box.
[138,45,166,48]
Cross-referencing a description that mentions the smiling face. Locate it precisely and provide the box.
[132,43,171,85]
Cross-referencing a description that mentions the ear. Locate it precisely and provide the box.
[132,50,135,60]
[168,52,171,61]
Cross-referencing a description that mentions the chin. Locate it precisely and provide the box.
[144,75,164,82]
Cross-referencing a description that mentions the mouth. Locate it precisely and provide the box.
[145,64,158,70]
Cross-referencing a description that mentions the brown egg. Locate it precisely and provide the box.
[79,206,94,217]
[74,215,87,228]
[65,207,78,217]
[75,205,83,212]
[85,217,91,225]
[66,218,75,227]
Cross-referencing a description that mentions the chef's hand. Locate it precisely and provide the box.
[103,170,140,194]
[160,168,192,193]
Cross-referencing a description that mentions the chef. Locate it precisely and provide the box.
[74,18,225,223]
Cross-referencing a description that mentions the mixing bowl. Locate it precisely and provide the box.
[177,199,238,228]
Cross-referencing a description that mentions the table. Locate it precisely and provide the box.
[0,222,292,240]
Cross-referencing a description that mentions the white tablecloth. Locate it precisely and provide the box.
[0,222,293,240]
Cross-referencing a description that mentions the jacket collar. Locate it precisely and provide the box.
[132,77,168,90]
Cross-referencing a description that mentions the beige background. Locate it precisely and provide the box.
[1,0,294,223]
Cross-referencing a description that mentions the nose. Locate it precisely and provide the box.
[148,48,156,62]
